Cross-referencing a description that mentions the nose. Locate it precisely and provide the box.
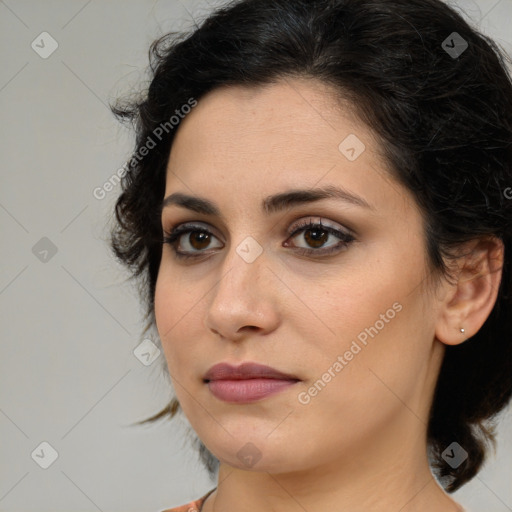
[204,242,281,342]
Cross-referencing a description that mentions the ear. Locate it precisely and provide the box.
[435,236,504,346]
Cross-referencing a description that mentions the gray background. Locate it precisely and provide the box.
[1,1,511,511]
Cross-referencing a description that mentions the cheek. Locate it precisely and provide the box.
[154,272,175,341]
[154,260,205,327]
[301,251,433,391]
[154,270,201,372]
[293,288,432,451]
[298,264,399,352]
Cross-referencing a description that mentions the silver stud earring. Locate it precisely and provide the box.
[460,328,465,334]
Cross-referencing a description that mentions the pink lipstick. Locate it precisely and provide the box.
[204,362,300,403]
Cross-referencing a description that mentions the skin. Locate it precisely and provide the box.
[154,78,503,512]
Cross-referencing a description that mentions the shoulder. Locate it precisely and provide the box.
[159,488,216,512]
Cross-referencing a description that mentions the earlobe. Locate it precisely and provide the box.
[434,237,504,346]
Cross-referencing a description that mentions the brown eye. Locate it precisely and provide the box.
[163,218,355,261]
[286,219,355,254]
[187,231,212,250]
[302,227,329,248]
[162,224,223,260]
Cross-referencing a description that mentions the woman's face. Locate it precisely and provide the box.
[154,78,446,474]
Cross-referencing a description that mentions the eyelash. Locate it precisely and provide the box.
[162,218,356,261]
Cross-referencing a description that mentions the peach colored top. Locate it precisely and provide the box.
[160,488,469,511]
[160,488,216,512]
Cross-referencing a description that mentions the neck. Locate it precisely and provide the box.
[202,415,462,512]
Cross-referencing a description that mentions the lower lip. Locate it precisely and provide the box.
[206,378,298,403]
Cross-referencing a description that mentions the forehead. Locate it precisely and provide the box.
[173,79,365,153]
[165,78,415,219]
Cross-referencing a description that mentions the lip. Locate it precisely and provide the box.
[204,362,299,381]
[204,362,300,403]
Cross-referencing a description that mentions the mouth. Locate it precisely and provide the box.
[203,362,301,403]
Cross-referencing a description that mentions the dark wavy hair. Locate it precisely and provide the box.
[109,0,512,493]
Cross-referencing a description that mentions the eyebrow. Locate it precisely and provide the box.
[161,185,374,218]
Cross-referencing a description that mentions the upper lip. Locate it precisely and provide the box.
[204,362,300,382]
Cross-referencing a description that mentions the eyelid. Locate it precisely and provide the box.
[163,216,356,261]
[163,221,223,241]
[163,216,352,240]
[286,216,351,237]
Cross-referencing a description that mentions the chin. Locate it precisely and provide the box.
[204,434,316,474]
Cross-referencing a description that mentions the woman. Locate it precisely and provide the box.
[109,0,512,510]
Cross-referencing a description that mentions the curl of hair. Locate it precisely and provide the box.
[110,0,512,492]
